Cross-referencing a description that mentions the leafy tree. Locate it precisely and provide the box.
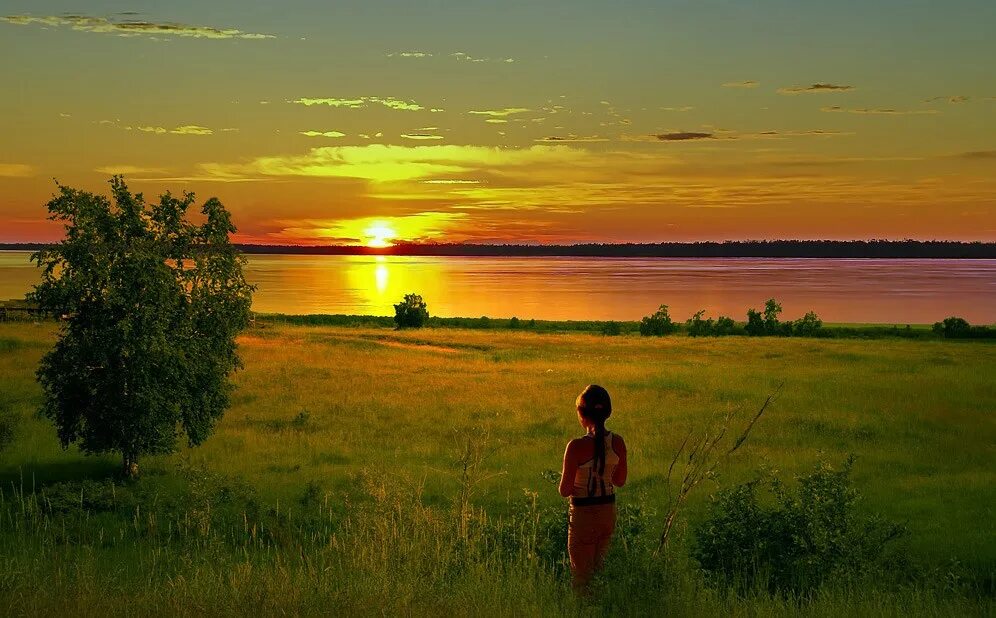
[745,308,766,336]
[686,310,715,337]
[393,293,429,328]
[30,178,254,477]
[714,316,737,336]
[763,298,783,331]
[639,304,677,336]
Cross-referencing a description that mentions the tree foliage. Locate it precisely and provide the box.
[639,304,677,336]
[29,178,254,476]
[393,293,429,328]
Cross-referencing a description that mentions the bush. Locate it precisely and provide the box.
[393,293,429,328]
[714,316,738,335]
[692,457,906,593]
[792,311,823,336]
[933,316,996,339]
[640,305,677,336]
[601,321,622,336]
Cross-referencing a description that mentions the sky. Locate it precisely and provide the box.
[1,1,994,246]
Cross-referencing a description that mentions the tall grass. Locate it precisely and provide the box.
[0,321,993,615]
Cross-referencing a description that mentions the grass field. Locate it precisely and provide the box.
[1,320,994,616]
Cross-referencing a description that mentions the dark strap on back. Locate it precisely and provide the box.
[571,494,616,507]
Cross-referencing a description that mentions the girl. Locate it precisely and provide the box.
[559,384,628,591]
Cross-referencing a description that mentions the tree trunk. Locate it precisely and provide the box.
[123,452,139,478]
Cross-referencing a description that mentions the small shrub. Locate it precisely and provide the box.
[601,321,622,336]
[509,316,520,329]
[792,311,823,336]
[393,293,429,328]
[691,457,907,593]
[640,304,677,336]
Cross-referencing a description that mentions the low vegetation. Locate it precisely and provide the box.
[0,321,992,615]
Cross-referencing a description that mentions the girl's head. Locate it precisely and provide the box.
[576,384,611,432]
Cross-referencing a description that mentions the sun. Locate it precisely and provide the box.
[363,221,397,248]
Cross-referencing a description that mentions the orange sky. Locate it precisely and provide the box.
[1,2,994,244]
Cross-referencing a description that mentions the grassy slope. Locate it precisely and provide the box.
[0,321,994,614]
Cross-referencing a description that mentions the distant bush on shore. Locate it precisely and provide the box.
[639,304,678,336]
[393,293,429,328]
[933,316,996,339]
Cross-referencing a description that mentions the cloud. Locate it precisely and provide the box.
[1,14,274,40]
[93,165,167,175]
[953,150,996,160]
[626,129,851,142]
[468,108,531,117]
[300,130,346,138]
[452,52,514,63]
[199,144,587,183]
[535,135,609,143]
[292,96,427,111]
[387,51,432,58]
[401,133,444,140]
[127,124,212,135]
[660,106,694,112]
[0,163,35,177]
[655,132,715,141]
[170,125,212,135]
[723,80,759,88]
[272,211,468,244]
[777,83,855,95]
[485,119,507,124]
[820,106,940,115]
[925,95,970,104]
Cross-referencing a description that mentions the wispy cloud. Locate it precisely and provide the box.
[199,144,587,183]
[953,150,996,160]
[170,125,212,135]
[723,80,759,88]
[93,165,167,175]
[535,135,609,143]
[292,96,431,112]
[1,14,275,40]
[821,106,940,115]
[386,51,432,58]
[925,95,970,104]
[0,163,35,177]
[777,83,855,95]
[660,106,695,112]
[468,108,531,117]
[627,129,850,142]
[400,133,444,140]
[300,130,346,138]
[452,52,514,63]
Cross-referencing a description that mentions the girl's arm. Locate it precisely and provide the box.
[612,435,628,487]
[559,440,578,497]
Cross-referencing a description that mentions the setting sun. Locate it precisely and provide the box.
[364,221,397,248]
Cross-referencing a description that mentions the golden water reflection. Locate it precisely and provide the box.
[2,252,995,324]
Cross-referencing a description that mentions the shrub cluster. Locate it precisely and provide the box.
[932,316,996,339]
[691,457,906,593]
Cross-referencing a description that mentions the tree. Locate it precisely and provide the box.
[393,293,429,328]
[30,178,254,477]
[640,304,677,336]
[792,311,823,336]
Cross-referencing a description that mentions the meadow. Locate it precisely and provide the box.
[0,319,993,616]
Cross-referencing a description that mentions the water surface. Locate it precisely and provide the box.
[2,251,994,324]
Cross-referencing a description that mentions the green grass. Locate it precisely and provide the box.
[0,320,993,616]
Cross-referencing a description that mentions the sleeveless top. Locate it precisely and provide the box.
[573,432,620,498]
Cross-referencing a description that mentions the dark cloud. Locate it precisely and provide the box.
[955,150,996,160]
[778,83,855,95]
[655,132,714,141]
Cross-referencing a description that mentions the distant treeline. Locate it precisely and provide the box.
[3,240,995,258]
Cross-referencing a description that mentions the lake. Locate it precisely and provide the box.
[2,251,994,324]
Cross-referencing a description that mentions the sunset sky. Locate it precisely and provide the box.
[1,1,994,245]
